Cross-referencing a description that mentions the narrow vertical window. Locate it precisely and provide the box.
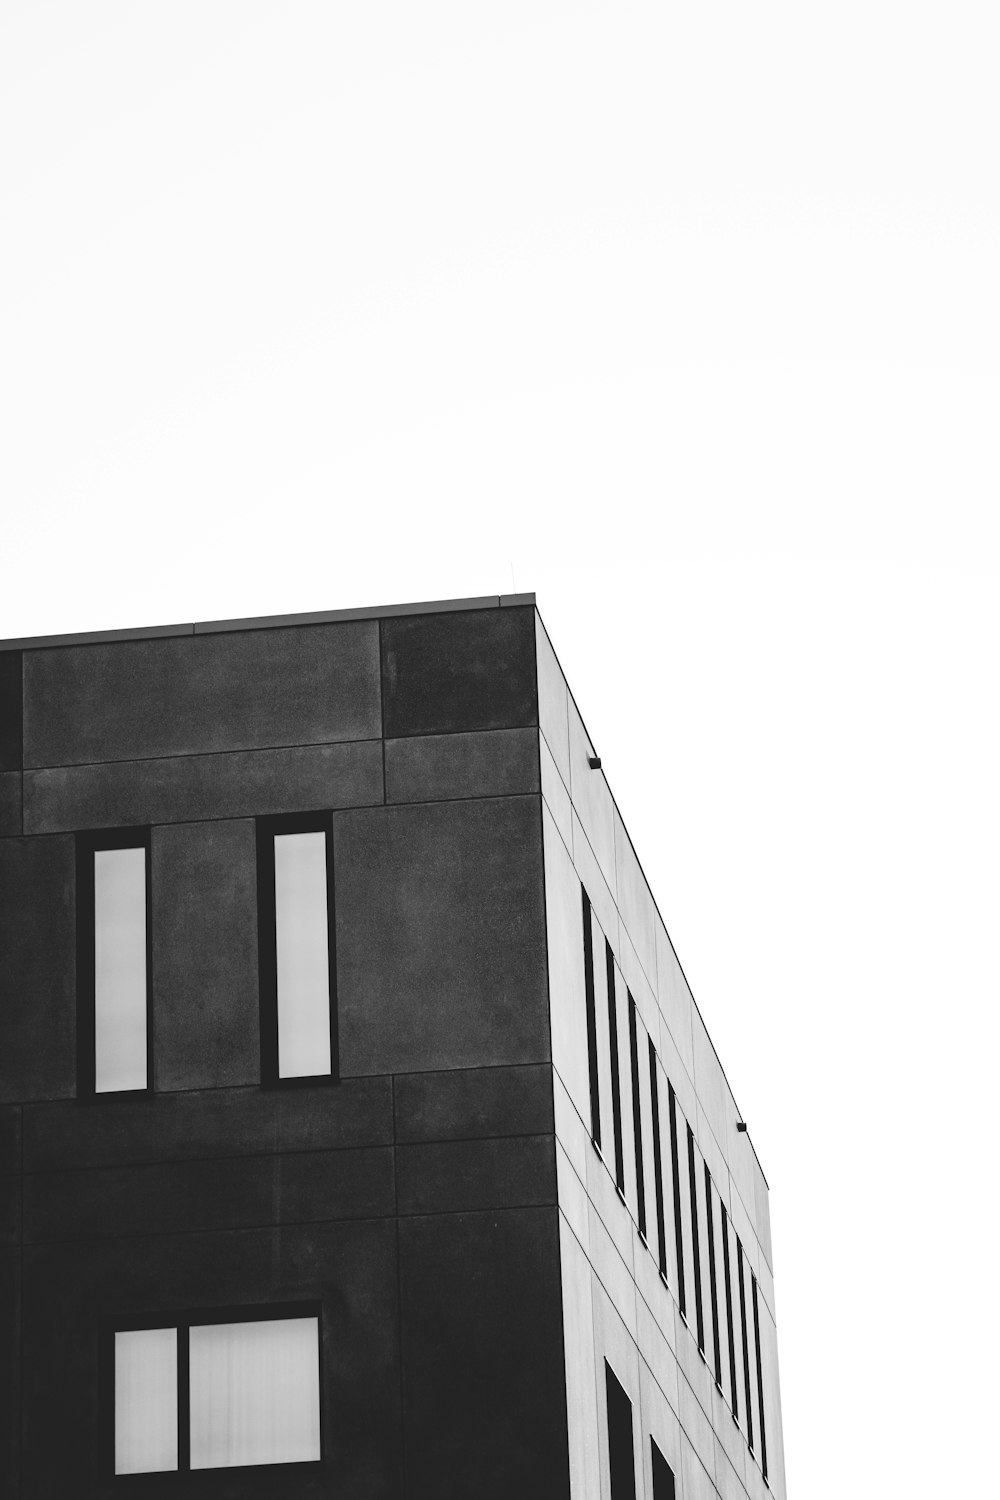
[604,1361,636,1500]
[627,995,646,1238]
[114,1328,177,1474]
[651,1438,676,1500]
[737,1237,755,1452]
[721,1203,739,1420]
[605,943,626,1193]
[686,1124,704,1352]
[648,1041,668,1279]
[704,1165,723,1388]
[667,1083,686,1317]
[581,887,601,1149]
[77,829,151,1096]
[751,1274,769,1482]
[257,813,337,1085]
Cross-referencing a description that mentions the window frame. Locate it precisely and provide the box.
[76,826,153,1102]
[255,811,339,1088]
[101,1302,324,1479]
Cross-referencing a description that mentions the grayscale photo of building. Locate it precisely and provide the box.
[0,596,784,1498]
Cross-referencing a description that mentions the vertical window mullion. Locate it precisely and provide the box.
[737,1237,755,1452]
[177,1321,191,1473]
[721,1203,739,1420]
[704,1165,723,1387]
[605,942,625,1195]
[627,995,646,1238]
[686,1124,705,1353]
[581,887,601,1148]
[648,1042,668,1279]
[667,1083,686,1319]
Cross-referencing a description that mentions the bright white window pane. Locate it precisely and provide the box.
[94,846,147,1092]
[115,1327,177,1475]
[190,1316,321,1470]
[274,832,332,1077]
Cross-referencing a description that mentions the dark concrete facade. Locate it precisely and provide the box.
[0,595,785,1500]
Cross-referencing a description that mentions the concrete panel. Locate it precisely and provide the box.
[0,1108,19,1175]
[654,918,696,1082]
[0,835,75,1104]
[750,1152,773,1272]
[21,1217,400,1498]
[639,1356,682,1498]
[24,1145,394,1243]
[396,1134,556,1215]
[567,701,617,900]
[0,1175,19,1247]
[613,810,657,989]
[385,727,538,804]
[0,1247,18,1496]
[0,773,20,835]
[757,1295,787,1500]
[540,731,573,851]
[335,797,549,1076]
[543,806,590,1125]
[552,1070,590,1189]
[591,1279,643,1500]
[691,1009,735,1167]
[23,621,381,768]
[24,740,383,834]
[382,606,537,738]
[535,615,571,787]
[152,820,259,1091]
[399,1206,570,1500]
[0,651,21,771]
[394,1063,553,1143]
[555,1141,590,1253]
[558,1216,600,1500]
[24,1078,393,1172]
[571,810,618,952]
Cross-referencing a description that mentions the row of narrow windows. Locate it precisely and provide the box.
[77,814,335,1096]
[582,887,769,1485]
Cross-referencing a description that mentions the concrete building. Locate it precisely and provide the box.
[0,595,785,1499]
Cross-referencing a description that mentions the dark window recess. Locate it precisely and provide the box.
[76,827,153,1100]
[627,995,646,1238]
[667,1083,686,1318]
[256,812,338,1087]
[752,1274,769,1483]
[651,1439,676,1500]
[604,1361,636,1500]
[606,942,626,1195]
[687,1124,705,1352]
[721,1203,740,1419]
[0,650,22,770]
[737,1237,755,1452]
[103,1303,322,1477]
[581,886,601,1149]
[704,1164,723,1387]
[648,1039,668,1279]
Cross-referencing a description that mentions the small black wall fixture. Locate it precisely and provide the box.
[588,755,602,769]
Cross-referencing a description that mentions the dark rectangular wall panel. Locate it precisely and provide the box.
[152,820,259,1091]
[384,727,539,804]
[396,1135,556,1215]
[23,1078,393,1173]
[23,621,381,768]
[335,797,549,1075]
[382,607,537,738]
[0,835,76,1104]
[0,1247,19,1496]
[394,1063,554,1143]
[0,773,20,836]
[0,652,22,770]
[23,740,383,834]
[399,1206,570,1500]
[20,1219,401,1498]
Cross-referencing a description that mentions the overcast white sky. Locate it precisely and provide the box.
[3,4,998,1494]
